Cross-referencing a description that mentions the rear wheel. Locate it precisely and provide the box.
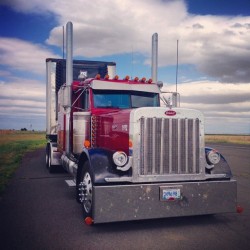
[45,144,55,173]
[78,161,94,219]
[45,144,50,168]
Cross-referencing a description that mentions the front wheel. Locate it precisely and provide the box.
[78,161,94,219]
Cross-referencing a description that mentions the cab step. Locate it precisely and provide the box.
[65,179,76,187]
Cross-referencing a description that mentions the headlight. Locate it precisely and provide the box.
[113,151,128,167]
[207,150,221,165]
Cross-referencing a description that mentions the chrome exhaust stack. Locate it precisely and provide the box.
[65,21,73,154]
[151,33,158,83]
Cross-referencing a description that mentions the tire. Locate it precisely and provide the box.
[46,144,55,173]
[78,161,94,219]
[45,144,50,168]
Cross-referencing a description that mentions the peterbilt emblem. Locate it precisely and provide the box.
[165,110,176,116]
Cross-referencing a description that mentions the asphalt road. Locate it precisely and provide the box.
[0,144,249,250]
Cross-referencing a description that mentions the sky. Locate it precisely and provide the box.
[0,0,249,134]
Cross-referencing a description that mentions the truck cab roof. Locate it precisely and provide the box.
[91,79,160,93]
[72,77,161,94]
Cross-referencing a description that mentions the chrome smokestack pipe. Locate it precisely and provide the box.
[151,33,158,83]
[65,21,73,154]
[66,22,73,89]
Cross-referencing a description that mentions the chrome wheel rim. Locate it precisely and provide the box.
[83,172,92,213]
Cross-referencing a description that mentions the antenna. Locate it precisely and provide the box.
[175,39,179,92]
[131,45,134,79]
[63,26,65,59]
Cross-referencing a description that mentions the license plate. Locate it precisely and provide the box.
[160,186,182,201]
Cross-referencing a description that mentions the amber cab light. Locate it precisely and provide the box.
[95,74,101,79]
[104,74,109,80]
[124,75,130,81]
[113,75,119,80]
[134,77,139,81]
[147,79,153,84]
[84,140,91,148]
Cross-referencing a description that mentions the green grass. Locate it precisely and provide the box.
[0,131,46,195]
[205,135,250,145]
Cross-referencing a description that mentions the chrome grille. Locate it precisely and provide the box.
[140,117,200,175]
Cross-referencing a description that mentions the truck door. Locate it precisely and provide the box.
[73,89,91,154]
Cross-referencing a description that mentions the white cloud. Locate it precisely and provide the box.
[166,81,250,102]
[2,0,250,82]
[0,37,58,75]
[163,81,250,105]
[162,81,250,134]
[0,99,45,114]
[0,0,250,133]
[0,106,45,116]
[0,77,45,99]
[45,0,187,58]
[0,78,45,117]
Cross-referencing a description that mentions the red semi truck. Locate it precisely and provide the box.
[46,22,237,224]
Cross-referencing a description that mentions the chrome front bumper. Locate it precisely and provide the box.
[93,180,237,224]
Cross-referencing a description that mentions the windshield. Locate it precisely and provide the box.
[93,90,159,109]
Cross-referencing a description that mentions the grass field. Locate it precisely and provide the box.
[0,131,46,195]
[205,134,250,145]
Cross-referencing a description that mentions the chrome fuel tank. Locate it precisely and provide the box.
[73,112,91,154]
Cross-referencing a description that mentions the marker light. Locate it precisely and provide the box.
[113,151,128,167]
[95,74,101,79]
[237,205,244,214]
[134,77,139,81]
[104,74,109,80]
[140,77,146,83]
[84,140,91,148]
[85,217,94,225]
[113,75,119,80]
[124,75,130,81]
[147,79,153,84]
[207,150,221,165]
[129,139,133,148]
